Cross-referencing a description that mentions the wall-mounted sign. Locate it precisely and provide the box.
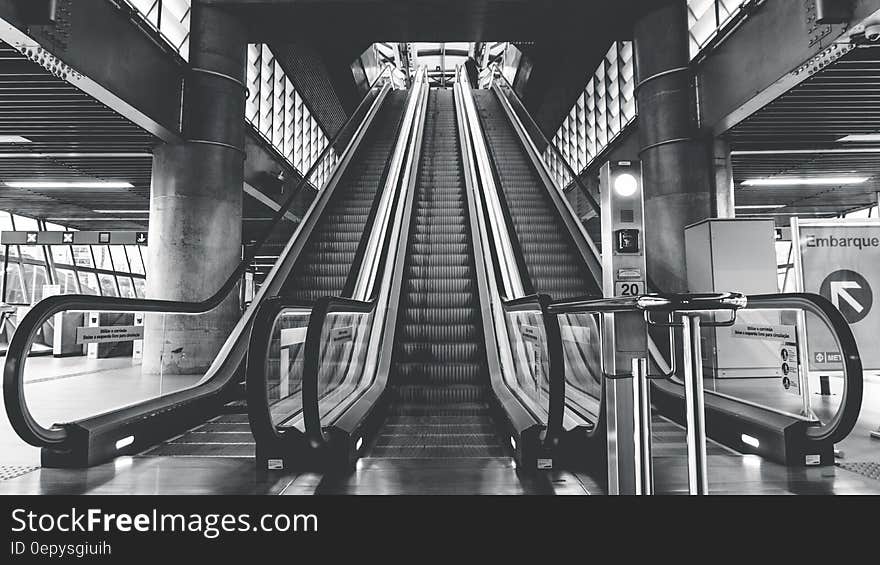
[792,218,880,371]
[1,231,149,246]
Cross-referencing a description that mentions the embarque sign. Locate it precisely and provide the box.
[792,218,880,371]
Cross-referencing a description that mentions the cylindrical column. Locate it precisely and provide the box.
[634,1,713,292]
[712,138,736,218]
[142,2,247,375]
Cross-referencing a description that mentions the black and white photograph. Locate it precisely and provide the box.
[0,0,879,555]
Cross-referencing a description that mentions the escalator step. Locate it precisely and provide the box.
[397,323,480,342]
[374,89,505,460]
[282,92,408,303]
[395,384,487,403]
[368,445,506,458]
[473,90,599,300]
[395,342,483,364]
[392,361,484,383]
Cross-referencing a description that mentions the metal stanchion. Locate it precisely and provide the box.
[681,314,709,495]
[632,357,653,495]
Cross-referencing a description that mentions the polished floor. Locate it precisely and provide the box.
[2,410,879,495]
[2,355,879,494]
[0,354,200,465]
[707,372,880,461]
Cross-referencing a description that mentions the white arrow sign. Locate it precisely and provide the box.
[830,281,865,313]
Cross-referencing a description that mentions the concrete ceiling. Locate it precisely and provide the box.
[212,0,672,43]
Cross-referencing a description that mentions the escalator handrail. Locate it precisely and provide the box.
[548,292,748,314]
[456,72,527,301]
[244,295,311,446]
[545,290,862,445]
[457,68,563,443]
[247,69,428,449]
[467,95,535,298]
[4,65,396,449]
[303,68,428,445]
[500,293,565,445]
[341,72,420,298]
[733,293,862,444]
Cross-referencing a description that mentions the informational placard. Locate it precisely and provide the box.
[724,321,795,379]
[792,218,880,371]
[76,325,145,345]
[780,341,800,396]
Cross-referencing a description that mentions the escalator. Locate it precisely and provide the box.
[469,87,604,459]
[245,68,862,483]
[471,73,863,470]
[245,70,550,474]
[3,72,413,467]
[366,89,506,460]
[142,92,409,461]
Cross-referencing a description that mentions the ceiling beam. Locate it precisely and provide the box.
[697,0,880,135]
[0,0,183,143]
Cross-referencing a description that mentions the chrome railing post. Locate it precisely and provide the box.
[632,357,653,495]
[682,314,709,495]
[795,309,817,420]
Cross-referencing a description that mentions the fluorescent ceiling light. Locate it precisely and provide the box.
[745,211,831,216]
[741,177,869,187]
[5,181,133,189]
[0,152,150,158]
[732,148,880,155]
[93,209,148,214]
[47,217,147,221]
[735,204,786,210]
[838,133,880,143]
[0,135,32,143]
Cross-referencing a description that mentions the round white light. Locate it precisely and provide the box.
[614,173,638,197]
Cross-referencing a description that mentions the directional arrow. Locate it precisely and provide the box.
[830,281,864,313]
[820,269,873,324]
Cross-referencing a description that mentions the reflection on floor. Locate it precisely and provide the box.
[2,411,880,494]
[707,372,880,461]
[0,354,201,465]
[1,358,879,494]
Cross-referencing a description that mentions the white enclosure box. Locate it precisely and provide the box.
[685,219,783,378]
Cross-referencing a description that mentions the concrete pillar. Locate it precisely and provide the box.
[712,138,736,218]
[634,0,713,292]
[142,2,247,375]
